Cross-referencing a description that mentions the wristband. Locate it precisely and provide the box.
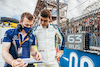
[11,60,16,67]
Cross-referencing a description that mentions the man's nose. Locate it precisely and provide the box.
[27,25,31,28]
[41,21,45,24]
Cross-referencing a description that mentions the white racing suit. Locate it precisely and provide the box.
[33,24,65,67]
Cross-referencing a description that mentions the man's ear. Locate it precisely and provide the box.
[48,18,51,23]
[19,20,22,25]
[50,16,52,22]
[19,20,24,28]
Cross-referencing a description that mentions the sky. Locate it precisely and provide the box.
[0,0,99,21]
[0,0,66,21]
[67,0,99,20]
[0,0,38,20]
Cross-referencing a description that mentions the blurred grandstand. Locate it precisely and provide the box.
[0,17,19,28]
[67,1,100,51]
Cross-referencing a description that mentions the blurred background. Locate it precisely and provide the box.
[0,0,100,67]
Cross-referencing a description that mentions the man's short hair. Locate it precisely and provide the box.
[21,12,34,22]
[40,9,51,18]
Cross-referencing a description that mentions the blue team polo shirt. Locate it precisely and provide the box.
[3,28,35,67]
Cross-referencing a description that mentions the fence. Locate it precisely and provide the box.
[67,12,100,48]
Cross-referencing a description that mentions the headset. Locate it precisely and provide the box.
[17,23,23,32]
[17,23,32,34]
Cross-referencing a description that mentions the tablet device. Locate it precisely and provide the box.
[22,58,42,64]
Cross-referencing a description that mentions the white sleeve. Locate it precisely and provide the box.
[33,30,36,36]
[32,27,37,36]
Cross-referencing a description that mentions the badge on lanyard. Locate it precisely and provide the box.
[18,47,22,57]
[18,34,29,57]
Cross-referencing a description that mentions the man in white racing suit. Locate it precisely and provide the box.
[33,9,65,67]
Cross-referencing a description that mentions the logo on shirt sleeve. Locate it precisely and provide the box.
[4,34,7,37]
[30,34,32,37]
[30,39,33,42]
[12,35,19,40]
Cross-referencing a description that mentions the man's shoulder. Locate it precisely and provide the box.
[6,28,15,34]
[3,29,16,41]
[33,25,40,31]
[30,33,35,37]
[50,24,59,29]
[5,28,18,37]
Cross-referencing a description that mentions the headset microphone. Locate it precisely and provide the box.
[27,28,33,35]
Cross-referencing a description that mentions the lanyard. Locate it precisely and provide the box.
[18,34,29,48]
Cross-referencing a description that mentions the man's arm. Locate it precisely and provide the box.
[55,25,65,59]
[2,42,28,67]
[2,28,28,67]
[2,42,14,65]
[2,29,15,64]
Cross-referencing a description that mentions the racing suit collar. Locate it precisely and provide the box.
[40,23,50,29]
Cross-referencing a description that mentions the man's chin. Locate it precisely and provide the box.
[42,25,46,27]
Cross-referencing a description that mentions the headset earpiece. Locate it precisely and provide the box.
[17,23,23,32]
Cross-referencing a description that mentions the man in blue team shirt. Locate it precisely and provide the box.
[2,12,42,67]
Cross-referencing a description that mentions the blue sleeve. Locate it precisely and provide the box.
[3,29,12,42]
[55,25,65,50]
[57,26,65,50]
[51,24,65,50]
[32,35,35,45]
